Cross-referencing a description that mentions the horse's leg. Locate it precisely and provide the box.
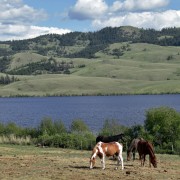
[140,155,144,166]
[143,155,146,166]
[116,153,124,170]
[140,155,143,166]
[115,155,120,170]
[120,153,124,170]
[133,149,135,160]
[149,156,151,167]
[101,155,105,170]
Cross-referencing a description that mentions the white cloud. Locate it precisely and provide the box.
[68,0,180,30]
[0,0,71,40]
[110,0,170,12]
[0,25,71,41]
[92,10,180,30]
[68,0,108,20]
[0,0,47,25]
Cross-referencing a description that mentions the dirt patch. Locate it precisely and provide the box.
[0,145,179,180]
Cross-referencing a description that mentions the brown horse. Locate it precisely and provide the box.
[90,141,124,170]
[137,140,157,168]
[127,138,144,161]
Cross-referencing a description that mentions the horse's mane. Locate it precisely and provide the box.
[146,141,156,159]
[127,138,143,152]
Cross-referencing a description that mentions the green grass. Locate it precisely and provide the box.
[0,43,180,97]
[1,74,180,97]
[9,52,47,70]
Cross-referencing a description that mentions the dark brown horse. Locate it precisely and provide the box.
[137,140,157,168]
[127,138,144,161]
[96,133,124,144]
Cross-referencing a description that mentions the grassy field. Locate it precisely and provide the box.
[1,74,180,96]
[0,43,180,97]
[0,144,179,180]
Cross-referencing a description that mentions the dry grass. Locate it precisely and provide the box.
[0,135,31,145]
[0,145,179,180]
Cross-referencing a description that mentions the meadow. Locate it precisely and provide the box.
[0,144,179,180]
[0,43,180,97]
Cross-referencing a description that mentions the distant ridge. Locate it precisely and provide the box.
[1,26,179,58]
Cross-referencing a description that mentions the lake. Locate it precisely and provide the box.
[0,95,180,132]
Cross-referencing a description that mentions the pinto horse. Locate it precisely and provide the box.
[137,140,157,168]
[90,141,124,170]
[96,133,124,144]
[127,138,144,161]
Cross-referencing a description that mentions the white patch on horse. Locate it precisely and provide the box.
[97,143,104,155]
[90,141,124,170]
[92,149,98,159]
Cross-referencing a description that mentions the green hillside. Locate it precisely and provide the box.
[0,26,180,97]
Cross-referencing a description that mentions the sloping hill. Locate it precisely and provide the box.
[0,26,180,96]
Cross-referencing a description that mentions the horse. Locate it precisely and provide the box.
[127,138,144,161]
[137,140,157,168]
[96,133,124,144]
[90,141,124,170]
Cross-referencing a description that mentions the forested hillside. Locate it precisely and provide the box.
[1,26,180,59]
[0,26,180,96]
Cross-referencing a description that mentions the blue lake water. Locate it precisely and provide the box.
[0,95,180,132]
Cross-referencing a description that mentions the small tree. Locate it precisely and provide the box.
[39,117,55,135]
[70,119,90,133]
[54,120,67,134]
[145,106,180,152]
[99,119,127,136]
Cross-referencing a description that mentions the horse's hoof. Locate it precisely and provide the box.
[115,167,118,170]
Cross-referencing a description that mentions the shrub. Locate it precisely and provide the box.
[0,134,31,145]
[145,106,180,153]
[36,132,95,150]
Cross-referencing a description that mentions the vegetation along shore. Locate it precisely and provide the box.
[0,106,180,179]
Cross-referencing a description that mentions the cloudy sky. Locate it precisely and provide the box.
[0,0,180,41]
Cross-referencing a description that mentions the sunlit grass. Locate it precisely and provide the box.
[0,134,31,145]
[0,43,180,97]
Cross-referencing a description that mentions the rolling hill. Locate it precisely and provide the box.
[0,26,180,97]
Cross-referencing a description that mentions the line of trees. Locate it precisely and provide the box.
[0,74,19,84]
[0,106,179,154]
[1,27,179,59]
[0,56,11,73]
[8,58,74,75]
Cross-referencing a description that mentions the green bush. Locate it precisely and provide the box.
[36,132,95,150]
[99,119,127,136]
[38,117,67,136]
[145,106,180,153]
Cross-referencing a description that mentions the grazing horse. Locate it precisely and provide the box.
[90,141,124,170]
[96,133,124,144]
[137,140,157,168]
[127,138,144,161]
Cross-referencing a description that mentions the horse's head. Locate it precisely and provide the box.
[90,157,96,169]
[151,155,157,168]
[90,147,98,169]
[127,150,131,161]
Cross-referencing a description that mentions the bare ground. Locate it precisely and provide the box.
[0,145,179,180]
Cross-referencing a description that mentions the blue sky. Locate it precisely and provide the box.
[0,0,180,40]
